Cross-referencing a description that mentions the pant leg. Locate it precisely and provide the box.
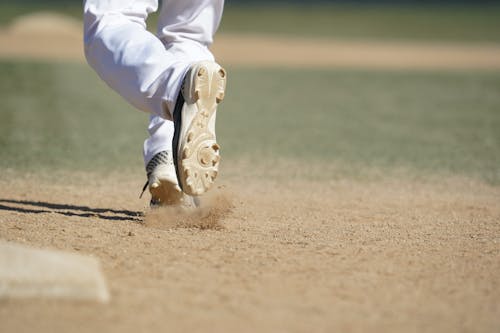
[84,0,188,119]
[143,114,174,165]
[143,0,224,166]
[157,0,224,62]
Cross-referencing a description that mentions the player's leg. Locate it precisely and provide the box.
[84,0,185,206]
[84,0,224,120]
[157,0,227,196]
[84,0,226,203]
[143,0,226,198]
[142,115,185,206]
[84,0,188,119]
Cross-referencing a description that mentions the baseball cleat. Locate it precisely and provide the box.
[142,150,197,207]
[172,61,226,196]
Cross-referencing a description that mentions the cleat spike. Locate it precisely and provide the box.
[183,147,191,159]
[216,95,224,104]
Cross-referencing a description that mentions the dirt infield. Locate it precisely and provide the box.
[1,12,500,70]
[0,171,499,332]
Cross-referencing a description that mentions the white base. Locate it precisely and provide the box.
[0,241,110,303]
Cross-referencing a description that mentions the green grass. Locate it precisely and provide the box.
[0,61,499,184]
[219,5,500,43]
[0,61,147,172]
[0,4,500,42]
[221,67,500,183]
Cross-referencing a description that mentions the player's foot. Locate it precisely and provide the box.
[142,150,197,208]
[172,61,226,196]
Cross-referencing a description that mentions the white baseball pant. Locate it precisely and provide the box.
[83,0,224,166]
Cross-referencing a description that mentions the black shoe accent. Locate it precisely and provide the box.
[139,181,149,199]
[171,91,185,192]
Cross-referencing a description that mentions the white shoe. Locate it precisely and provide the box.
[172,61,227,196]
[143,151,198,208]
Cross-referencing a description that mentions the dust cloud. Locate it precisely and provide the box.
[144,189,234,230]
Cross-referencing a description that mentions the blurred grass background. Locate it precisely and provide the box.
[0,2,500,42]
[0,1,499,184]
[1,62,499,183]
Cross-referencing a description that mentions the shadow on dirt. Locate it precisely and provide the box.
[0,199,143,222]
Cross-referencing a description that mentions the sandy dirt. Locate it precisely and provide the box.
[0,171,499,332]
[1,12,500,70]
